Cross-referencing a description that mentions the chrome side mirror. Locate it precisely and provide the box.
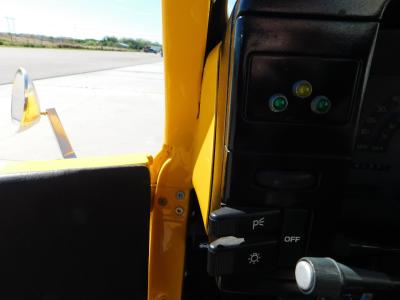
[11,68,41,130]
[9,67,76,158]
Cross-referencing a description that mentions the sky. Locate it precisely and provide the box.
[0,0,237,43]
[228,0,236,16]
[0,0,163,42]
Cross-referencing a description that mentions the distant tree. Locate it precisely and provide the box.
[83,39,99,47]
[101,36,119,47]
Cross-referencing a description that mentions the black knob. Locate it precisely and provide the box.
[295,257,399,298]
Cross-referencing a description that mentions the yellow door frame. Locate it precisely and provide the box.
[148,0,214,299]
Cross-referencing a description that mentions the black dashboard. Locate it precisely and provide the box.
[341,26,400,276]
[203,0,400,299]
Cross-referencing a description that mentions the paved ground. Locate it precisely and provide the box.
[0,61,164,161]
[0,47,161,84]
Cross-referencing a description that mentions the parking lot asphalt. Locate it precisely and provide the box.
[0,61,164,161]
[0,47,162,84]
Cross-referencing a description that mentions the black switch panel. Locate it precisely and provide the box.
[255,170,317,190]
[208,238,278,276]
[208,207,281,238]
[279,209,310,267]
[245,56,360,124]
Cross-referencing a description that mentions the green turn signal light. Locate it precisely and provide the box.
[269,94,288,113]
[311,96,331,114]
[293,80,313,99]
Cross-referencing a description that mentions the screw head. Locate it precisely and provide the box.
[176,191,185,200]
[158,197,168,206]
[175,206,184,216]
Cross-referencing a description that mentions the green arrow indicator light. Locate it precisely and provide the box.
[269,94,288,113]
[311,96,331,114]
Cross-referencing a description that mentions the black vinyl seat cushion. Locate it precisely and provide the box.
[0,165,150,300]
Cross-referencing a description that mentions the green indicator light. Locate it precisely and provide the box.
[293,80,313,98]
[311,96,331,114]
[269,94,288,112]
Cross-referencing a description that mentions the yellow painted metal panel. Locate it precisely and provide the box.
[148,0,211,299]
[149,158,190,300]
[163,0,211,151]
[192,44,221,229]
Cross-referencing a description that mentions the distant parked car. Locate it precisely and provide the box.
[143,46,162,54]
[143,47,157,54]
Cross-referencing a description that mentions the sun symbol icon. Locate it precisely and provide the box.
[248,252,261,265]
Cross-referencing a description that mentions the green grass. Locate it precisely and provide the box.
[0,34,161,52]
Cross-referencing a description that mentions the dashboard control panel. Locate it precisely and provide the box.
[340,29,400,283]
[356,79,400,153]
[205,0,399,298]
[246,56,360,124]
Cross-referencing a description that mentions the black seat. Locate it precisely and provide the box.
[0,165,150,300]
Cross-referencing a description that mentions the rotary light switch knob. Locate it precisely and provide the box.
[295,260,316,293]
